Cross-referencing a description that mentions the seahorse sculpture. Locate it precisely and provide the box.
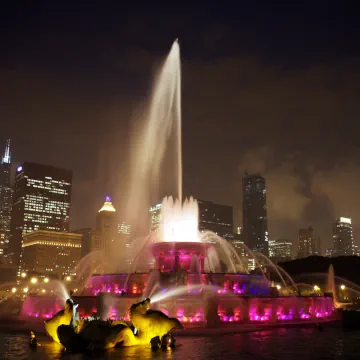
[44,299,74,343]
[46,297,181,350]
[129,298,183,344]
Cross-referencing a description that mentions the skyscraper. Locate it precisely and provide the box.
[297,226,316,258]
[242,172,269,256]
[0,139,13,256]
[7,162,72,267]
[333,217,354,256]
[198,200,233,240]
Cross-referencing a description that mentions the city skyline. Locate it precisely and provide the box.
[1,140,359,254]
[2,3,360,249]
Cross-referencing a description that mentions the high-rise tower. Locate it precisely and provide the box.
[333,217,354,256]
[0,139,13,258]
[242,172,269,256]
[7,162,72,267]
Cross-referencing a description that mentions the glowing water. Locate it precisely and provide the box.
[127,40,182,228]
[159,196,199,242]
[327,264,335,294]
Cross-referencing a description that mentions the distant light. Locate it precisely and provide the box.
[65,276,71,282]
[340,284,346,290]
[276,284,281,290]
[105,196,111,202]
[11,287,17,293]
[43,277,49,283]
[21,272,27,278]
[23,287,29,293]
[340,217,351,224]
[313,285,320,291]
[41,289,46,293]
[17,166,23,172]
[30,277,38,284]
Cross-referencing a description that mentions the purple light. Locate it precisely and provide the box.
[17,166,23,172]
[105,196,111,202]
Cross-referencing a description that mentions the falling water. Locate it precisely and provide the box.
[126,40,182,230]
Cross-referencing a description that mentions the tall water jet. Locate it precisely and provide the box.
[327,264,335,295]
[127,40,182,232]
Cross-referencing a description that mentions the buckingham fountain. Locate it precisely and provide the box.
[16,40,334,349]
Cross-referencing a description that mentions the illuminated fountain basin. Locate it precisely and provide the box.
[19,198,336,325]
[151,241,211,272]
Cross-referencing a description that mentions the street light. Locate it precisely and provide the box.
[65,276,71,282]
[11,287,17,293]
[313,285,320,291]
[43,277,49,284]
[23,287,29,293]
[41,289,46,293]
[276,284,281,290]
[340,284,346,290]
[21,272,27,278]
[30,277,38,284]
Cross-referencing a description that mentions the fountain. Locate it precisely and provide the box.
[15,40,335,345]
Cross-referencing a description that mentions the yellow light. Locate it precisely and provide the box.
[340,284,346,290]
[42,289,46,293]
[11,287,17,293]
[276,284,281,290]
[23,287,29,293]
[21,272,27,278]
[313,285,320,291]
[44,277,49,283]
[65,276,71,282]
[30,277,38,284]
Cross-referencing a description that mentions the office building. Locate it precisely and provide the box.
[198,200,233,240]
[333,217,354,256]
[7,162,72,267]
[269,239,292,263]
[297,226,317,258]
[0,139,13,253]
[21,230,81,277]
[242,172,269,256]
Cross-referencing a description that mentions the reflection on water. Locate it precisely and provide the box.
[1,328,360,359]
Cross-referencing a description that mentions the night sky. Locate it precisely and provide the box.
[1,1,360,251]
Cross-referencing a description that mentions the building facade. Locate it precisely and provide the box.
[21,230,81,277]
[297,226,317,258]
[333,217,354,256]
[0,139,13,255]
[77,197,131,259]
[197,200,233,240]
[269,239,292,263]
[7,162,72,267]
[242,172,269,256]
